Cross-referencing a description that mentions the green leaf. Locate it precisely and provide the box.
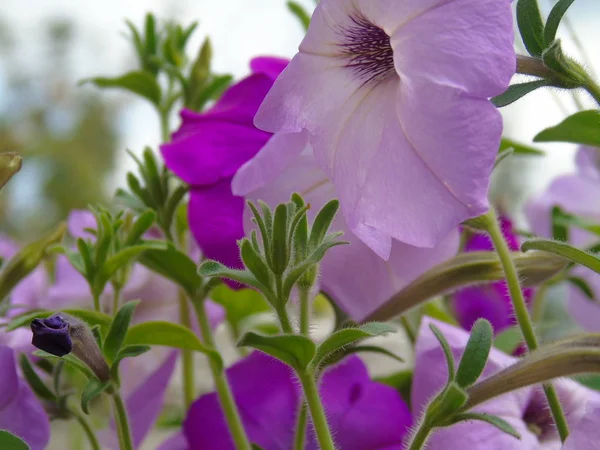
[270,204,291,275]
[198,260,271,295]
[124,210,156,246]
[0,430,30,450]
[551,206,569,242]
[499,138,544,156]
[287,1,311,30]
[492,79,552,107]
[240,239,272,287]
[19,354,56,401]
[544,0,576,46]
[516,0,546,56]
[81,71,161,105]
[313,322,395,366]
[429,382,469,420]
[0,222,66,304]
[124,321,213,355]
[448,413,521,439]
[494,326,523,355]
[81,379,110,414]
[421,301,458,326]
[534,110,600,147]
[139,244,201,298]
[456,319,493,388]
[188,38,212,107]
[522,238,600,273]
[6,308,112,332]
[339,345,404,364]
[103,301,139,363]
[567,276,595,300]
[237,332,316,371]
[110,345,151,380]
[429,324,456,381]
[210,285,271,337]
[34,351,97,380]
[308,199,339,250]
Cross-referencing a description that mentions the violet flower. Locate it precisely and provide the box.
[160,352,411,450]
[526,146,600,331]
[0,345,50,450]
[30,314,71,356]
[254,0,515,254]
[160,57,288,269]
[413,318,600,449]
[233,142,459,320]
[452,215,533,333]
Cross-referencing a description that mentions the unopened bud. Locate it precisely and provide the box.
[31,313,110,381]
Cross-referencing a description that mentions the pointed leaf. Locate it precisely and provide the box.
[124,210,156,246]
[492,79,552,107]
[240,239,272,287]
[534,110,600,147]
[124,321,213,355]
[499,138,544,156]
[456,319,493,388]
[314,322,395,366]
[198,260,271,295]
[237,332,315,371]
[103,301,140,362]
[19,354,56,401]
[81,71,161,105]
[81,379,110,414]
[448,413,521,439]
[522,238,600,273]
[34,351,97,380]
[287,1,311,30]
[429,324,456,381]
[516,0,546,56]
[308,199,339,250]
[544,0,576,45]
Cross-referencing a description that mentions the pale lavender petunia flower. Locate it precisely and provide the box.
[161,352,411,450]
[233,140,459,320]
[160,57,288,269]
[562,405,600,450]
[452,215,533,334]
[254,0,515,255]
[0,345,50,450]
[413,318,600,449]
[526,146,600,331]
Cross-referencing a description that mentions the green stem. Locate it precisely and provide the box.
[112,285,122,316]
[179,290,195,408]
[159,109,170,143]
[93,293,101,313]
[406,420,433,450]
[111,391,134,450]
[298,371,336,450]
[299,287,311,336]
[401,315,416,344]
[275,277,294,334]
[583,77,600,107]
[483,209,569,442]
[293,403,308,450]
[71,409,101,450]
[193,299,252,450]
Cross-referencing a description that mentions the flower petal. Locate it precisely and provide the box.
[249,57,289,80]
[67,209,97,239]
[0,346,50,450]
[157,432,188,450]
[392,0,514,97]
[567,265,600,332]
[184,352,299,450]
[563,405,600,450]
[188,180,244,269]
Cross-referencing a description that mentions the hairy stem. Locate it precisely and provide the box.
[179,290,195,408]
[298,370,336,450]
[71,408,101,450]
[483,209,569,442]
[111,391,134,450]
[406,420,433,450]
[193,299,252,450]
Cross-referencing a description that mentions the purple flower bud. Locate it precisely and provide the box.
[30,314,72,357]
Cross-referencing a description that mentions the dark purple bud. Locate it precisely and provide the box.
[30,314,72,357]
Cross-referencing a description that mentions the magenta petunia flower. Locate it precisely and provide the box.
[233,139,459,320]
[253,0,515,254]
[526,146,600,331]
[452,215,533,334]
[0,345,50,450]
[413,318,600,449]
[160,57,288,269]
[161,352,411,450]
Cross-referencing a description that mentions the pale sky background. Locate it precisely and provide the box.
[1,0,599,217]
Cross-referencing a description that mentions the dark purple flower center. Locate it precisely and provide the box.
[522,392,557,442]
[339,15,395,85]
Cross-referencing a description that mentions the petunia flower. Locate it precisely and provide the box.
[160,352,411,450]
[253,0,515,255]
[0,345,50,450]
[526,146,600,331]
[233,140,459,320]
[160,57,288,269]
[413,318,600,449]
[562,404,600,450]
[452,215,533,333]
